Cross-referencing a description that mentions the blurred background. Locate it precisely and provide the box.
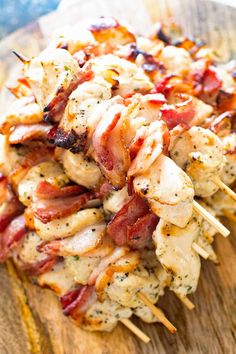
[0,0,61,39]
[0,0,235,40]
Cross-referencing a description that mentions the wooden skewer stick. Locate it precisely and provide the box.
[138,292,177,333]
[12,51,30,64]
[175,294,195,310]
[193,200,230,238]
[192,242,209,259]
[120,318,151,343]
[212,177,236,202]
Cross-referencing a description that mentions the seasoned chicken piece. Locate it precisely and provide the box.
[120,93,166,147]
[65,236,114,285]
[205,189,236,217]
[191,97,213,126]
[18,231,47,264]
[37,261,75,296]
[25,48,79,109]
[107,265,161,309]
[158,45,192,75]
[105,258,170,323]
[196,202,218,263]
[128,120,169,177]
[170,126,226,197]
[87,54,153,96]
[49,25,96,54]
[38,223,106,256]
[88,17,135,48]
[133,154,194,228]
[153,214,201,297]
[0,135,21,175]
[103,186,130,217]
[82,298,132,332]
[136,36,164,55]
[65,255,100,285]
[211,65,235,91]
[17,161,69,206]
[133,265,171,323]
[220,133,236,186]
[56,76,113,152]
[35,208,104,240]
[60,150,102,189]
[0,96,43,134]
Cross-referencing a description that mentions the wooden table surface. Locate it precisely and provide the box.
[0,1,235,353]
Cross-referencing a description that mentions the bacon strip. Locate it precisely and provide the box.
[93,111,121,171]
[35,181,86,200]
[21,255,60,276]
[0,194,24,233]
[9,124,52,144]
[127,213,159,249]
[92,105,130,187]
[44,69,94,123]
[107,193,157,248]
[60,285,95,318]
[161,94,195,130]
[33,192,95,224]
[216,90,236,112]
[202,68,222,95]
[0,215,26,261]
[98,180,116,198]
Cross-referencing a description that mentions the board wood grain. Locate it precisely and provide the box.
[0,1,235,353]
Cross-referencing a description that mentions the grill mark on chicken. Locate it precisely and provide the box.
[49,127,87,153]
[43,69,94,124]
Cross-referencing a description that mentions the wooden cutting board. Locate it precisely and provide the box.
[0,1,236,353]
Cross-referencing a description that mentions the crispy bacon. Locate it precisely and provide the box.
[161,94,195,129]
[202,68,222,95]
[129,135,145,161]
[98,180,116,198]
[61,285,95,318]
[155,74,175,95]
[9,124,52,144]
[0,215,26,261]
[127,213,159,249]
[0,189,24,233]
[21,255,60,276]
[48,126,87,153]
[107,193,157,248]
[92,105,130,187]
[35,181,86,200]
[33,191,95,224]
[216,90,236,112]
[44,69,94,123]
[93,111,121,171]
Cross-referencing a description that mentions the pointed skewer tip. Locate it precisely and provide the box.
[12,51,30,64]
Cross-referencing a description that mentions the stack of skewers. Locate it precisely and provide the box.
[0,17,235,343]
